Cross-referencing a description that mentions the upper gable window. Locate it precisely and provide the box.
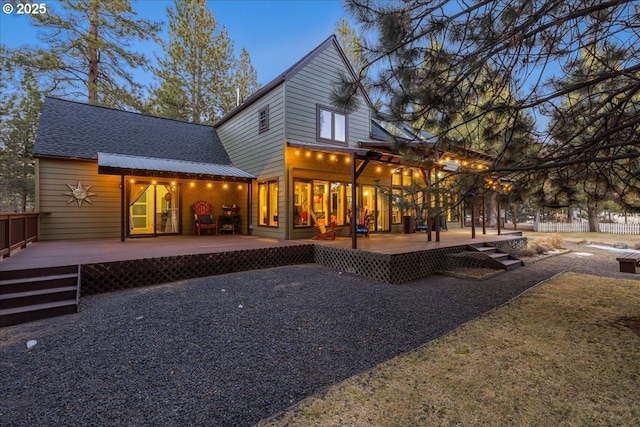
[258,105,269,133]
[317,105,347,144]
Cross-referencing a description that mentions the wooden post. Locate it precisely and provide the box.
[482,193,486,235]
[120,175,125,242]
[351,152,357,250]
[513,201,518,230]
[247,181,252,235]
[497,199,501,235]
[471,202,476,239]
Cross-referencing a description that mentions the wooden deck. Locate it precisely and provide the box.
[0,235,306,271]
[1,224,529,326]
[0,226,520,272]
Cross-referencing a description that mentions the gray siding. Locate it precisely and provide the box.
[216,85,286,240]
[285,43,370,147]
[37,159,121,240]
[216,38,373,241]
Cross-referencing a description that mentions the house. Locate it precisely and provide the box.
[33,35,480,243]
[215,35,408,241]
[33,98,254,240]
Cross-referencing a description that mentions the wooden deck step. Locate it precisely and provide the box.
[472,245,498,252]
[0,274,79,293]
[0,300,79,327]
[465,244,524,271]
[0,265,80,327]
[0,286,78,309]
[502,259,525,270]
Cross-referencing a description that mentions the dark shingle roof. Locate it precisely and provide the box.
[34,97,231,165]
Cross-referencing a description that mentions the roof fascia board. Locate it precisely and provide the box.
[97,165,253,183]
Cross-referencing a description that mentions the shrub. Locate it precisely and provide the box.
[513,234,563,258]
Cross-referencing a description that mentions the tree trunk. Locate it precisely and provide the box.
[587,203,600,232]
[88,1,99,103]
[488,193,498,227]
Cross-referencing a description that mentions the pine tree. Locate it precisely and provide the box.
[339,0,640,212]
[9,0,160,109]
[146,76,191,122]
[0,69,41,212]
[335,17,367,78]
[153,0,237,124]
[548,43,640,230]
[232,47,260,108]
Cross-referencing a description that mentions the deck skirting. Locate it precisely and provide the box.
[73,237,527,295]
[314,237,527,284]
[81,244,315,295]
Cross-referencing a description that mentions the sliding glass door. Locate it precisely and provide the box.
[129,182,180,236]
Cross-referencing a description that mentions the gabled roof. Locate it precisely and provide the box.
[34,97,231,165]
[215,35,372,127]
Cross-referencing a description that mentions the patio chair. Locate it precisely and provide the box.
[193,200,218,236]
[312,215,337,240]
[349,207,370,238]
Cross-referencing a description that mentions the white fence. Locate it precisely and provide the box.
[534,222,640,234]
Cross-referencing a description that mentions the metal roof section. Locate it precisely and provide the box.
[97,152,255,182]
[372,118,437,144]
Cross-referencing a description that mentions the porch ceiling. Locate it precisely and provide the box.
[287,139,402,165]
[97,152,255,182]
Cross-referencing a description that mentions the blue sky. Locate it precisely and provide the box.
[0,0,349,87]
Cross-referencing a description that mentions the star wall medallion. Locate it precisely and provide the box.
[65,181,96,207]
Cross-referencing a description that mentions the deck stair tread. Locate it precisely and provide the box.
[472,246,498,252]
[0,266,79,327]
[0,299,78,316]
[0,273,78,287]
[487,252,510,259]
[0,286,78,300]
[463,244,524,271]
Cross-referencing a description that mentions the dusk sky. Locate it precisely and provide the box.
[0,0,350,87]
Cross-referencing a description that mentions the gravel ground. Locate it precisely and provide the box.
[1,242,638,427]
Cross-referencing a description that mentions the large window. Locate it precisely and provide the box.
[294,181,311,226]
[330,182,348,225]
[258,180,278,226]
[294,179,350,227]
[317,105,346,143]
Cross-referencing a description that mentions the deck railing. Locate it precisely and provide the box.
[0,213,38,259]
[534,221,640,234]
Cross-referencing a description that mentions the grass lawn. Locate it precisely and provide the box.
[522,231,640,247]
[260,272,640,427]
